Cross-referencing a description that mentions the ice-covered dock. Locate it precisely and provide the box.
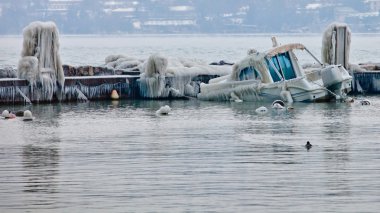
[352,70,380,94]
[0,73,221,104]
[0,75,135,103]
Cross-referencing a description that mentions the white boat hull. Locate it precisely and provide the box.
[197,77,332,102]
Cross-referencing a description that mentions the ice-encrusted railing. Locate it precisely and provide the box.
[0,84,31,104]
[63,81,129,101]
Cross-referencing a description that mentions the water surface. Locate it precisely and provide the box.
[0,98,380,212]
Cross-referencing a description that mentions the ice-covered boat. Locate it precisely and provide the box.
[197,41,352,102]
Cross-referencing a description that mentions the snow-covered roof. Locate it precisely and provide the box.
[266,43,305,57]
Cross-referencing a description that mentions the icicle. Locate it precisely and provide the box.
[16,87,32,104]
[75,88,88,102]
[0,86,15,102]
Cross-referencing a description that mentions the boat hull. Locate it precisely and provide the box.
[197,77,331,102]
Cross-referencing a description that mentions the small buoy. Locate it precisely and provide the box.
[22,110,34,121]
[156,105,171,115]
[255,106,268,115]
[272,100,285,109]
[15,111,24,117]
[111,89,119,100]
[2,110,15,119]
[1,110,9,118]
[360,99,370,105]
[345,97,354,103]
[305,141,312,150]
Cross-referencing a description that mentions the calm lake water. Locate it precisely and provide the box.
[1,35,380,212]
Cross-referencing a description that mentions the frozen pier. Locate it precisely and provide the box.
[352,70,380,94]
[0,74,220,104]
[0,75,136,104]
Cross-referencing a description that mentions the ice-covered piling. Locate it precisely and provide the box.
[138,54,169,98]
[17,21,64,102]
[322,22,351,70]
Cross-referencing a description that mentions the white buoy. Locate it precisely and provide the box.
[1,110,15,119]
[2,110,9,118]
[156,105,171,115]
[23,110,34,121]
[272,100,285,109]
[255,106,268,115]
[360,99,371,105]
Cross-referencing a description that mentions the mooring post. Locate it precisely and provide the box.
[322,23,351,70]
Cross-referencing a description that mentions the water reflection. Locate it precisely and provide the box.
[22,144,60,194]
[1,97,379,212]
[321,103,352,197]
[321,103,352,141]
[20,104,62,198]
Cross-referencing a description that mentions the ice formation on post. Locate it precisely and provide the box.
[17,21,64,101]
[138,54,169,98]
[321,22,351,69]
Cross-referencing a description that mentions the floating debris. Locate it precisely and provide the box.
[156,105,171,115]
[255,106,268,115]
[287,106,295,111]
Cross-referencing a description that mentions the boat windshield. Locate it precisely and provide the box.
[266,52,296,81]
[239,66,262,81]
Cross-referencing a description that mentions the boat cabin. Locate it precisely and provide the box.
[235,43,317,84]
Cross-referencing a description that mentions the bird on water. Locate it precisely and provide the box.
[305,141,312,150]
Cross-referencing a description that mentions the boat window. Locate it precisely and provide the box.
[266,52,297,81]
[277,52,296,80]
[266,58,282,82]
[239,67,261,81]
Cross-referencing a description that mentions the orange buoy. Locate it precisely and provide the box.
[111,89,119,100]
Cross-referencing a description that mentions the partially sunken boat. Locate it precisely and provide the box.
[197,39,352,102]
